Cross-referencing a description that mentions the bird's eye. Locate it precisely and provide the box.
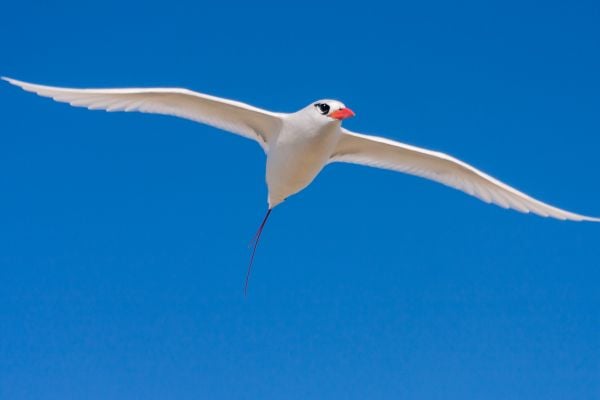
[314,103,330,115]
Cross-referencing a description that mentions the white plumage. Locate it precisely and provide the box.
[4,77,598,222]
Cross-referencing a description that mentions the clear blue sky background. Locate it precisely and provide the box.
[1,1,599,399]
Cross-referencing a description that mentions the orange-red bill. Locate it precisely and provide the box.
[329,108,355,120]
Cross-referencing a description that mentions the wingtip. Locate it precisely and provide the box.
[2,76,21,86]
[2,77,45,93]
[569,213,600,223]
[583,216,600,223]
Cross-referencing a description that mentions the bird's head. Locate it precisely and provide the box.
[308,99,355,123]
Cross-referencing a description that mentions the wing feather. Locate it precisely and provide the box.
[3,77,283,151]
[331,129,599,222]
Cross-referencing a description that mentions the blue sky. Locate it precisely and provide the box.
[1,0,599,399]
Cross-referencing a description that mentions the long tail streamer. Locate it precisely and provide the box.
[245,208,272,296]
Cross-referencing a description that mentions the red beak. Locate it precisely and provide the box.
[329,108,355,120]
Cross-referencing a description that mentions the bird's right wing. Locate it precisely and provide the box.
[3,77,284,152]
[330,129,599,222]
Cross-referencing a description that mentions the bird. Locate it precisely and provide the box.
[3,77,598,293]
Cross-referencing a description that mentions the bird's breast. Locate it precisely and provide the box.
[265,122,341,206]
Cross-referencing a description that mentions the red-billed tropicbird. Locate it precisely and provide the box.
[4,77,598,293]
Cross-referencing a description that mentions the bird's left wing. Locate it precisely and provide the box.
[330,129,599,222]
[3,77,283,151]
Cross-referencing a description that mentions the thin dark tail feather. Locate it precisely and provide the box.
[245,208,272,296]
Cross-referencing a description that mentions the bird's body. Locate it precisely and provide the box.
[5,76,598,292]
[3,77,598,222]
[266,103,344,207]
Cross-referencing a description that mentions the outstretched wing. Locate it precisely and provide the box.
[331,129,599,222]
[3,77,283,151]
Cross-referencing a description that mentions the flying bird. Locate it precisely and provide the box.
[4,77,598,293]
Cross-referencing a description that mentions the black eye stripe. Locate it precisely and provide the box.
[314,103,330,115]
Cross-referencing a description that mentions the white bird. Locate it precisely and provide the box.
[4,77,598,293]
